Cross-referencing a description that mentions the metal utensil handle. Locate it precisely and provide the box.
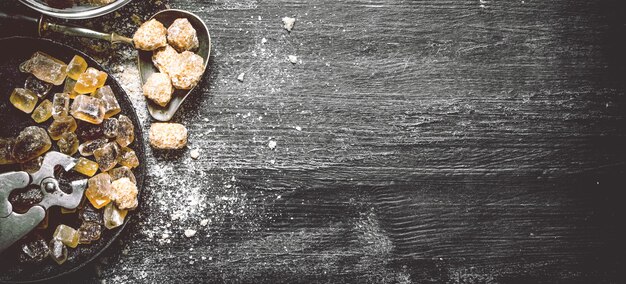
[0,10,41,36]
[43,22,133,45]
[0,11,39,25]
[0,171,45,253]
[0,207,46,253]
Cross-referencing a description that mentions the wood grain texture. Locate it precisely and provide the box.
[1,0,625,282]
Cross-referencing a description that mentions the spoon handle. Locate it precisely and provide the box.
[42,22,133,45]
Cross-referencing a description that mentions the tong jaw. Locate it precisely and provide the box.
[31,151,86,211]
[0,151,87,253]
[0,172,29,219]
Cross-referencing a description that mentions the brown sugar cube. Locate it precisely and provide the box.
[142,73,173,107]
[133,19,167,51]
[152,45,179,75]
[111,178,138,210]
[149,123,187,149]
[169,51,204,90]
[167,18,199,52]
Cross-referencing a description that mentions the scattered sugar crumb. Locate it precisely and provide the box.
[261,38,267,44]
[190,149,200,159]
[295,126,302,131]
[269,159,276,164]
[200,219,209,226]
[282,17,296,32]
[268,140,277,149]
[288,55,298,64]
[184,229,197,238]
[237,72,245,82]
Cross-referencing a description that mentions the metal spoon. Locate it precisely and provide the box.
[0,9,211,121]
[138,9,211,121]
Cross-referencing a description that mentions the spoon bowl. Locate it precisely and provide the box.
[138,9,211,121]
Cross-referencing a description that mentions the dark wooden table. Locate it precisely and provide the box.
[1,0,625,282]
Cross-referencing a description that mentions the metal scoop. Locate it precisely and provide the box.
[0,9,211,121]
[138,10,211,121]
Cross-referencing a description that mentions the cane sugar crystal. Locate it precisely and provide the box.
[57,132,79,155]
[86,173,112,209]
[10,88,38,113]
[73,157,99,177]
[93,85,121,118]
[12,126,51,163]
[20,52,67,85]
[116,115,135,147]
[31,99,53,123]
[66,55,88,80]
[70,94,105,124]
[47,115,77,140]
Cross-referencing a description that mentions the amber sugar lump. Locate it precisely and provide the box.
[66,55,88,80]
[10,88,38,113]
[48,239,67,265]
[24,75,52,99]
[73,157,99,177]
[93,142,120,172]
[70,94,105,124]
[86,173,112,209]
[109,166,136,184]
[78,222,102,244]
[19,238,49,263]
[57,132,79,155]
[31,99,53,123]
[52,224,79,248]
[104,202,127,229]
[20,156,43,174]
[64,78,80,99]
[93,85,121,118]
[20,51,67,85]
[116,115,135,147]
[119,147,139,168]
[78,137,107,156]
[74,67,107,94]
[103,118,119,138]
[51,92,70,118]
[12,126,51,163]
[47,115,77,140]
[0,138,16,165]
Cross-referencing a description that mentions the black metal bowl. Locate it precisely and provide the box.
[0,36,145,283]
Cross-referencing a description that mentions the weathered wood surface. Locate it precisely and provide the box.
[1,0,625,282]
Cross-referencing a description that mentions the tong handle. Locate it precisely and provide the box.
[0,207,45,253]
[0,171,41,253]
